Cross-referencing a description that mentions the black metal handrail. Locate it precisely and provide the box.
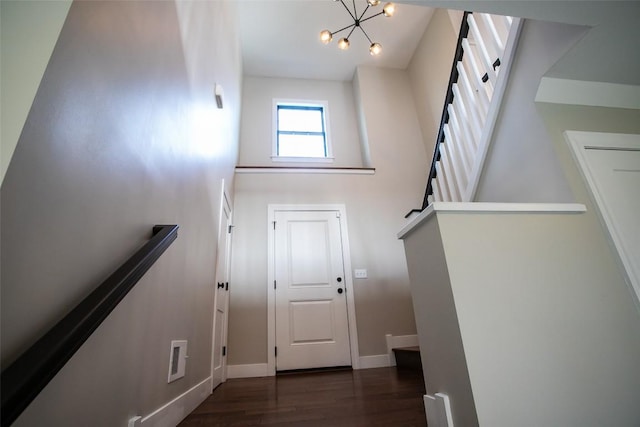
[420,11,471,211]
[0,225,179,427]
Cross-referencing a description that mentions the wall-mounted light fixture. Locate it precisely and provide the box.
[214,84,224,109]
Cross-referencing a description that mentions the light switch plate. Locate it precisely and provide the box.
[354,269,367,279]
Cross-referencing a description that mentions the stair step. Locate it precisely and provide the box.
[392,346,422,371]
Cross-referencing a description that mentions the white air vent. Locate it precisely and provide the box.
[168,340,187,383]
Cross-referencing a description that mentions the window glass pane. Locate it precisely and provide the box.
[278,107,323,133]
[278,134,326,157]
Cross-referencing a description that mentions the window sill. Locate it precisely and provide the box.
[271,156,335,163]
[235,166,375,175]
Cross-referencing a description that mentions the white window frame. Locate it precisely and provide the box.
[272,99,334,163]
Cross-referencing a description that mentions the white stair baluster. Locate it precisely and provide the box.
[432,176,442,202]
[450,100,477,154]
[435,161,450,201]
[462,39,490,115]
[467,15,497,84]
[479,12,504,53]
[440,146,461,201]
[442,141,464,200]
[455,63,484,143]
[444,124,472,175]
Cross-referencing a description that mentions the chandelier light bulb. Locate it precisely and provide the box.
[383,2,396,17]
[321,0,396,54]
[320,30,333,44]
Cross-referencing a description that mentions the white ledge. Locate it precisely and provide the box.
[398,202,586,240]
[535,77,640,110]
[235,166,375,175]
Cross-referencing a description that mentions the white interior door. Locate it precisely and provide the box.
[566,131,640,305]
[274,210,352,371]
[212,190,232,389]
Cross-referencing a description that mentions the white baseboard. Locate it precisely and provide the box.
[357,354,390,369]
[137,376,211,427]
[227,363,270,378]
[385,334,419,366]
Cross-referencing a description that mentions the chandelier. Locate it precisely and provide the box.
[320,0,396,56]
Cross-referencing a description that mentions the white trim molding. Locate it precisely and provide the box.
[135,377,212,426]
[272,98,333,162]
[267,204,361,375]
[536,77,640,110]
[358,354,390,369]
[235,166,375,175]
[227,363,269,379]
[398,202,587,239]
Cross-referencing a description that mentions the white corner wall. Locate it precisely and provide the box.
[1,0,72,185]
[401,205,640,426]
[401,213,479,427]
[437,209,640,426]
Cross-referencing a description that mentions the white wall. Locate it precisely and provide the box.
[238,76,364,167]
[228,68,429,364]
[474,19,587,202]
[402,214,479,427]
[0,0,72,185]
[1,1,242,425]
[437,210,640,426]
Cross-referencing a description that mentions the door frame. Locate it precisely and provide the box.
[565,130,640,308]
[211,181,233,390]
[267,204,360,375]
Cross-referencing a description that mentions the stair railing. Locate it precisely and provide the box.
[418,11,522,210]
[0,225,179,427]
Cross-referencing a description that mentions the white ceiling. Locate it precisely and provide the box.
[236,0,435,81]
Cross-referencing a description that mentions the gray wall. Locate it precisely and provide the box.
[474,19,587,202]
[404,1,640,86]
[407,8,460,157]
[239,76,363,168]
[1,1,241,425]
[228,68,428,365]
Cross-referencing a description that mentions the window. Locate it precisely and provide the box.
[273,100,332,162]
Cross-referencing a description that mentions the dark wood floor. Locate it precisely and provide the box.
[179,367,426,426]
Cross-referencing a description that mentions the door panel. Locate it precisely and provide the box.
[275,210,351,371]
[289,221,331,285]
[290,300,336,343]
[212,191,232,389]
[567,131,640,305]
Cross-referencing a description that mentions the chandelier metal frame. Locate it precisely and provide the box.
[320,0,396,56]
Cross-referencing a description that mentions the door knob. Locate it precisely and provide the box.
[337,288,344,294]
[337,277,342,282]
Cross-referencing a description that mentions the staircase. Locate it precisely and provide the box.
[421,12,522,208]
[392,346,423,371]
